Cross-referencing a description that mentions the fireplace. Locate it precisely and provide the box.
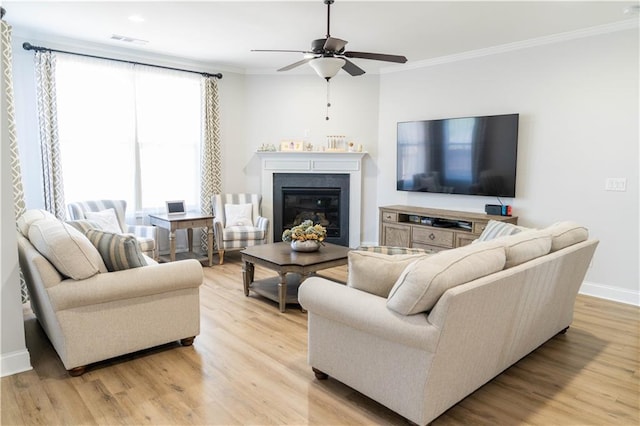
[273,173,350,246]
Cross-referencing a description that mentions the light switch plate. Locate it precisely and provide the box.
[605,178,627,192]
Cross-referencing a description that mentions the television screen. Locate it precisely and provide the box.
[397,113,519,197]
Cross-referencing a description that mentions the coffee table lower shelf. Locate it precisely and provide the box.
[249,274,305,308]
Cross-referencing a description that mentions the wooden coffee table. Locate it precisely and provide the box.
[241,242,350,312]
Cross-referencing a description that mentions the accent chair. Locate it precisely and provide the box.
[67,199,157,260]
[211,193,269,264]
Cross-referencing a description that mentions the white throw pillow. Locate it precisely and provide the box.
[348,251,430,298]
[224,203,253,227]
[387,243,506,315]
[28,218,107,279]
[17,209,56,236]
[85,208,122,234]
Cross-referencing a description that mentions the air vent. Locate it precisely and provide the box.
[110,34,148,45]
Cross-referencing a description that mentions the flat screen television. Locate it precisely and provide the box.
[397,113,519,197]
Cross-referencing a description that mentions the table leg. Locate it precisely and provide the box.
[169,230,176,262]
[242,261,254,297]
[278,272,287,313]
[207,226,213,267]
[187,228,193,253]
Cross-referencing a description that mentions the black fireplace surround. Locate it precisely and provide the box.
[273,173,350,247]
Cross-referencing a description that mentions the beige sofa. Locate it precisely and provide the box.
[16,210,203,376]
[299,221,598,425]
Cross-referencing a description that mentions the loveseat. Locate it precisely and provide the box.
[298,221,598,425]
[16,209,203,376]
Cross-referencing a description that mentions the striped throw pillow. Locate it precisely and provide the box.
[85,229,147,272]
[66,219,102,234]
[476,220,525,242]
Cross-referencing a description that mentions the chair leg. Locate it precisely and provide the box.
[68,366,86,377]
[312,367,328,380]
[218,250,224,265]
[180,336,195,346]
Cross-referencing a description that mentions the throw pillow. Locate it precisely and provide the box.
[84,208,122,234]
[66,219,103,234]
[224,203,254,227]
[28,218,107,279]
[17,209,56,237]
[85,229,147,272]
[495,230,552,268]
[546,221,588,252]
[476,220,526,242]
[348,251,430,298]
[387,243,506,315]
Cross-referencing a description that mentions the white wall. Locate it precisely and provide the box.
[378,28,639,304]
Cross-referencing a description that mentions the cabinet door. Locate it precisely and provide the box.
[456,234,477,247]
[381,223,411,247]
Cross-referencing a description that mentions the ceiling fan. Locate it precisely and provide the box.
[252,0,408,80]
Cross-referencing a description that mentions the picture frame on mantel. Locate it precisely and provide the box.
[280,140,303,151]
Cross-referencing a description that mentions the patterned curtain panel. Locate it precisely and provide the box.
[200,76,222,251]
[34,51,66,219]
[1,17,29,302]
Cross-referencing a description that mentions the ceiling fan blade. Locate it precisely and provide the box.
[323,37,347,53]
[252,49,313,54]
[341,58,366,76]
[277,57,314,72]
[344,51,407,63]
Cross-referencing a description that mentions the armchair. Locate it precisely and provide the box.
[67,199,157,260]
[212,193,269,264]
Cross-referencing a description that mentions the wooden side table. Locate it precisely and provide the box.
[149,212,214,266]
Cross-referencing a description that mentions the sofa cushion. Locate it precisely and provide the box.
[84,208,123,233]
[222,226,265,241]
[547,221,588,252]
[224,203,254,227]
[28,218,107,279]
[17,209,57,237]
[476,220,526,242]
[85,229,147,272]
[497,230,553,268]
[387,243,506,315]
[348,251,431,298]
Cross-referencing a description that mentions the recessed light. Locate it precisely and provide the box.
[128,14,145,23]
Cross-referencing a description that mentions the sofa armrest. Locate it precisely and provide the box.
[298,277,440,352]
[256,216,269,231]
[47,259,203,311]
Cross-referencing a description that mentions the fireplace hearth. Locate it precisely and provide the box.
[273,173,350,246]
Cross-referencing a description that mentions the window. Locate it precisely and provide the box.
[55,55,201,217]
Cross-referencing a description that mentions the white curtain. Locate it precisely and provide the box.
[55,55,203,254]
[34,50,66,219]
[199,76,222,251]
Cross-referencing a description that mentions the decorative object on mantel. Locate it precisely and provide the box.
[282,220,327,252]
[257,143,277,152]
[327,135,346,151]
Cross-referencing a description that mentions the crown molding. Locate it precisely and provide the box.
[381,18,639,74]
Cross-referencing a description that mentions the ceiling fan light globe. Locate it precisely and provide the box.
[309,57,345,79]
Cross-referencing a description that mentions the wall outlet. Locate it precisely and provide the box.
[605,178,627,192]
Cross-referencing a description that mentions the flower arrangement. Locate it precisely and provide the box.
[282,220,327,244]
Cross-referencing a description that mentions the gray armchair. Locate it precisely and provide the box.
[67,199,157,260]
[212,193,269,264]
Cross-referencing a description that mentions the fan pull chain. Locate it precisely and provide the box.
[325,78,331,121]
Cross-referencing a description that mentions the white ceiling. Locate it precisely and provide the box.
[3,1,639,75]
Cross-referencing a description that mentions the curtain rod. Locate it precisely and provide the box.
[22,42,223,79]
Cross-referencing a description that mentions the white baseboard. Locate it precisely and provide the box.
[1,349,32,377]
[579,280,640,306]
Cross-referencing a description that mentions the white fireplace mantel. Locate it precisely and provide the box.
[258,151,367,247]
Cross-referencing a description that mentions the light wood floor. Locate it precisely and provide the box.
[2,252,639,425]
